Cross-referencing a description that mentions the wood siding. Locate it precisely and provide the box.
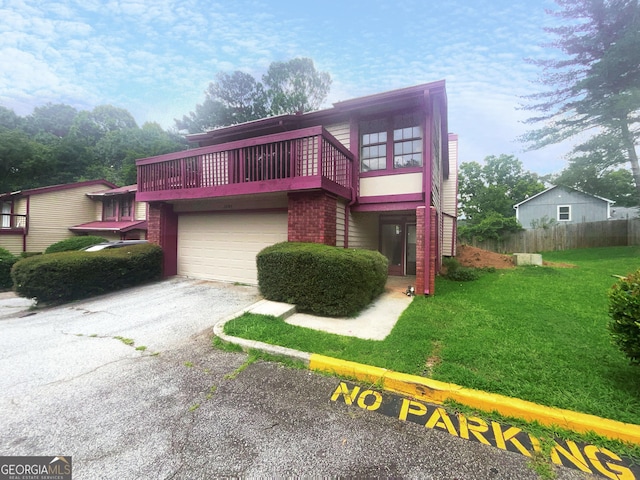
[325,122,350,150]
[27,185,103,252]
[135,201,147,221]
[517,187,611,229]
[336,200,346,247]
[348,211,378,250]
[0,236,23,256]
[177,211,288,285]
[442,135,458,256]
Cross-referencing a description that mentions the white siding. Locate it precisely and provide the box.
[336,200,346,247]
[360,173,423,198]
[442,135,458,256]
[177,212,288,285]
[325,122,350,150]
[348,211,378,250]
[135,201,147,221]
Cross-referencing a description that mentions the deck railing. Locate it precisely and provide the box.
[137,126,353,196]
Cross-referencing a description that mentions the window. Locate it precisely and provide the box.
[360,113,422,172]
[104,197,133,221]
[557,205,571,221]
[393,113,422,168]
[104,198,117,220]
[1,202,10,229]
[360,119,387,172]
[120,198,132,220]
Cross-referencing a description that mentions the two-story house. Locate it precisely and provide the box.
[0,181,147,255]
[136,81,455,295]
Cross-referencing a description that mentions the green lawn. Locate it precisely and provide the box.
[224,246,640,426]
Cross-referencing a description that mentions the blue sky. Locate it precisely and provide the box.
[0,0,570,174]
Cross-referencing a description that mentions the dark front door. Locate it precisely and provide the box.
[380,223,404,276]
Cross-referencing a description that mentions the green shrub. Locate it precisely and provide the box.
[0,248,18,290]
[441,257,481,282]
[608,270,640,365]
[44,236,107,254]
[257,242,388,317]
[20,252,42,258]
[12,243,163,303]
[458,213,523,242]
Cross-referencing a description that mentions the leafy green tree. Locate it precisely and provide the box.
[70,105,138,145]
[458,154,546,224]
[0,106,24,130]
[25,103,78,138]
[176,58,331,134]
[521,0,640,197]
[262,58,331,115]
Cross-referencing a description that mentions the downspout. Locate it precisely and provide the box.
[23,196,30,253]
[423,93,432,295]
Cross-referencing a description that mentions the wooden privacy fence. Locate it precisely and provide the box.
[463,219,640,254]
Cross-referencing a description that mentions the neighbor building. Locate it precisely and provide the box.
[136,81,456,295]
[514,185,615,229]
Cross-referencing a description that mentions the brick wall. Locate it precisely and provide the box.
[288,192,337,245]
[147,203,161,245]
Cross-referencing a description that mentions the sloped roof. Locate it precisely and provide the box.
[69,220,147,233]
[513,185,615,209]
[86,184,138,198]
[0,179,117,201]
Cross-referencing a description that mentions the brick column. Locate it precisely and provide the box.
[288,191,337,245]
[147,202,178,276]
[416,206,426,295]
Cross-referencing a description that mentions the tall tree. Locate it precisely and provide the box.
[262,58,331,115]
[25,103,78,138]
[521,0,640,197]
[176,58,331,134]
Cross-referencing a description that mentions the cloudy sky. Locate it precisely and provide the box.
[1,0,571,174]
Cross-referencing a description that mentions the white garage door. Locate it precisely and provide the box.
[178,212,288,285]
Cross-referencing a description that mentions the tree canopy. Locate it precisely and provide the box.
[0,105,186,192]
[176,57,331,134]
[521,0,640,198]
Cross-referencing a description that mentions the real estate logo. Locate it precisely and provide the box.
[0,456,72,480]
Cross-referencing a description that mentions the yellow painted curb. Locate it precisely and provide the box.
[309,353,640,445]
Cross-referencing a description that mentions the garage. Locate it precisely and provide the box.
[177,211,288,285]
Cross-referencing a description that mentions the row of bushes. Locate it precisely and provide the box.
[12,243,162,303]
[257,242,388,317]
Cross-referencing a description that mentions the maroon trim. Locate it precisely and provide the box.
[0,179,116,200]
[423,94,433,295]
[69,220,147,233]
[357,193,423,205]
[0,228,25,235]
[177,207,288,216]
[352,202,423,213]
[360,167,423,178]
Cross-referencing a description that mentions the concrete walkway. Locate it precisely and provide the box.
[249,276,415,340]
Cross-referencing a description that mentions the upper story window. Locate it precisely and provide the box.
[104,196,133,221]
[360,112,423,173]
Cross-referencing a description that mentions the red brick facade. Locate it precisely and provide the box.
[287,191,337,246]
[415,206,437,295]
[415,206,426,294]
[147,202,178,276]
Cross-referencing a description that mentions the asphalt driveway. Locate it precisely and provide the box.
[0,279,587,479]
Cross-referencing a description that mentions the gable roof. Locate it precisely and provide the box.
[0,179,117,201]
[513,185,615,209]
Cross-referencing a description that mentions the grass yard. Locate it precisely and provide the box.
[224,246,640,426]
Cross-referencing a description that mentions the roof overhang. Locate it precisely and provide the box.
[69,220,147,233]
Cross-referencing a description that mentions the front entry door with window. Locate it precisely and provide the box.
[380,219,417,276]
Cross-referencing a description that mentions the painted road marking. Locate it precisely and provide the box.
[330,381,640,479]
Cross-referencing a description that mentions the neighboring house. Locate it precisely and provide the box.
[0,179,116,255]
[514,185,615,229]
[136,81,455,295]
[0,181,148,255]
[610,206,640,220]
[70,184,148,241]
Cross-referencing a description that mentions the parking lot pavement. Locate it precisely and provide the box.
[0,279,588,479]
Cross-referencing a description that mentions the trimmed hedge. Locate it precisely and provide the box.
[0,247,18,290]
[608,269,640,365]
[12,243,163,303]
[44,235,108,254]
[257,242,388,317]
